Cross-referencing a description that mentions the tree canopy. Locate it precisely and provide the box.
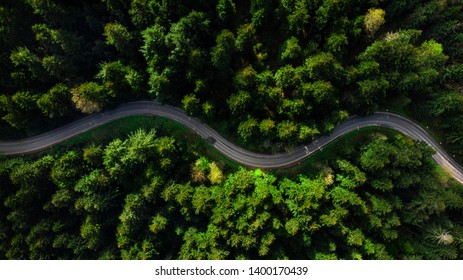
[0,0,463,260]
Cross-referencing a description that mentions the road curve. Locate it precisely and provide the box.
[0,101,462,184]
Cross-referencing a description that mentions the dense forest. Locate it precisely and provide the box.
[1,124,463,259]
[1,0,463,154]
[0,0,463,259]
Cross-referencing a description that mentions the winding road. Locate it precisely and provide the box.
[0,101,462,184]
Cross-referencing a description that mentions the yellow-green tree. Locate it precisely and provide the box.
[364,8,385,37]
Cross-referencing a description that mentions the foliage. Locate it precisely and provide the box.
[1,0,463,261]
[0,129,462,259]
[0,0,461,156]
[364,8,386,37]
[71,82,106,114]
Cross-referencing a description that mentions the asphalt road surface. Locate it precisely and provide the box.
[1,101,462,184]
